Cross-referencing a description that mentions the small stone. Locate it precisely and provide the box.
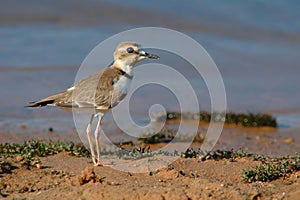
[36,163,42,170]
[284,138,294,144]
[19,124,26,130]
[16,155,24,162]
[20,186,29,193]
[77,166,98,185]
[268,183,275,188]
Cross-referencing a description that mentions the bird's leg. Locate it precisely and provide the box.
[86,114,97,165]
[94,115,103,166]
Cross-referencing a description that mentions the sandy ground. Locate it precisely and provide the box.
[1,153,300,200]
[1,123,300,199]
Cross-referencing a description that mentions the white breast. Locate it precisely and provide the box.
[112,74,133,105]
[114,75,131,93]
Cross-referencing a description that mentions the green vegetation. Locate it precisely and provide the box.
[165,111,277,128]
[0,140,90,168]
[137,129,204,144]
[137,129,175,144]
[0,140,90,159]
[114,144,180,160]
[180,148,300,183]
[0,160,16,174]
[225,112,277,127]
[0,140,177,163]
[243,155,300,182]
[2,140,299,183]
[181,148,253,161]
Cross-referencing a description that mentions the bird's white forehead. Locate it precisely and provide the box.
[116,42,140,51]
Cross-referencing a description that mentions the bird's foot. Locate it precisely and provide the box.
[91,157,100,166]
[92,157,114,167]
[94,162,103,167]
[95,161,115,167]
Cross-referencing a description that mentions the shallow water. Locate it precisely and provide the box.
[1,0,300,142]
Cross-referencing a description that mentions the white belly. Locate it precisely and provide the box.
[112,75,132,105]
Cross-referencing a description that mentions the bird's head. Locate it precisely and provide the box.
[113,42,159,67]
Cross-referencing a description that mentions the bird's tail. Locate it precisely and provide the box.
[25,91,70,108]
[25,99,55,108]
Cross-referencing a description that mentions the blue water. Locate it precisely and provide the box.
[277,113,300,129]
[0,25,111,67]
[1,0,300,132]
[108,0,300,34]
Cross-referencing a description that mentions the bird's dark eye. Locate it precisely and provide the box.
[126,47,134,53]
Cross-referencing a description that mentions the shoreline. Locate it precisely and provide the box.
[1,119,299,157]
[1,141,299,199]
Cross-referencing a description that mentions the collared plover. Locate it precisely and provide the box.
[26,42,159,166]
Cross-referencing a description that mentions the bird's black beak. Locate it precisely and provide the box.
[139,51,159,59]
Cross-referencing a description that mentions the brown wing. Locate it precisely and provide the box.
[63,67,123,109]
[26,66,124,109]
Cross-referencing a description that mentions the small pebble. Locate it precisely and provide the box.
[284,138,294,144]
[268,183,275,188]
[36,163,42,170]
[16,155,24,162]
[19,125,26,130]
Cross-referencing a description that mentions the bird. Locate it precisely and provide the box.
[26,42,159,166]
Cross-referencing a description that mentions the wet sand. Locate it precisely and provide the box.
[2,119,299,155]
[0,153,267,199]
[1,120,299,199]
[1,130,300,199]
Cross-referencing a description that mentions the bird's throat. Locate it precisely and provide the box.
[114,60,134,75]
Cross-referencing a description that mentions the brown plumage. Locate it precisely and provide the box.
[26,42,159,166]
[26,67,130,110]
